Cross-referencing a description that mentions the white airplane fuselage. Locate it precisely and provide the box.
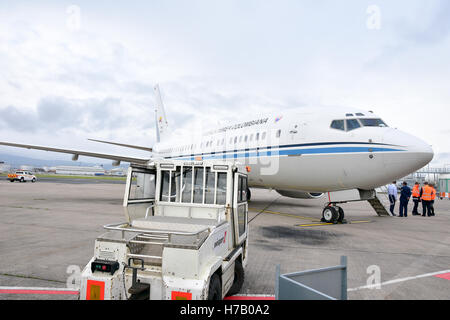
[153,108,434,194]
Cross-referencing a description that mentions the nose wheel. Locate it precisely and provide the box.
[321,205,346,224]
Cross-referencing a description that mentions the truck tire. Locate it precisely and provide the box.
[227,259,244,296]
[9,180,14,182]
[207,274,222,300]
[31,178,36,183]
[20,177,24,183]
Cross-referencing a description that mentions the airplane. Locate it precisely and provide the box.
[0,85,434,223]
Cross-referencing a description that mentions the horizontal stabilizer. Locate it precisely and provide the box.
[88,139,153,152]
[0,141,150,165]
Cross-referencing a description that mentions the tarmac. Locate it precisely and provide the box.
[0,178,449,300]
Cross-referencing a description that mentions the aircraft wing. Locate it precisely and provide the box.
[0,141,150,165]
[88,139,153,152]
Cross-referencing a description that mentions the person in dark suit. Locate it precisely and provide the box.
[399,181,411,217]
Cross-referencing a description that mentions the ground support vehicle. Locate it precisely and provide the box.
[7,171,37,183]
[80,160,249,300]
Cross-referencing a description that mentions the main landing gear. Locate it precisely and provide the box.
[321,204,347,224]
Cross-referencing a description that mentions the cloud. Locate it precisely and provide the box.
[404,0,450,45]
[0,96,152,134]
[0,105,38,132]
[0,1,449,160]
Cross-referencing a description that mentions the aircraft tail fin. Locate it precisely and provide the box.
[154,84,169,142]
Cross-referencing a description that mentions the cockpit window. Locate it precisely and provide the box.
[346,119,361,131]
[345,113,354,117]
[359,118,388,127]
[355,113,364,116]
[330,120,345,131]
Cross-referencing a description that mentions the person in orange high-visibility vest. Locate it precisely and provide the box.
[421,182,433,217]
[411,182,421,215]
[429,183,436,216]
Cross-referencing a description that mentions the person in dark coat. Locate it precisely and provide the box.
[399,181,412,217]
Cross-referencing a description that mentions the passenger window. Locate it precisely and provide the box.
[159,170,171,201]
[234,137,237,144]
[216,172,227,205]
[239,136,243,143]
[346,119,361,131]
[238,176,248,203]
[193,167,204,203]
[262,132,266,140]
[244,135,248,142]
[160,168,181,202]
[256,133,260,141]
[204,168,215,204]
[250,134,253,141]
[276,130,281,138]
[237,176,248,237]
[171,168,182,202]
[330,120,345,131]
[181,167,193,203]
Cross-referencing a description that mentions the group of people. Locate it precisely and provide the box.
[388,181,436,217]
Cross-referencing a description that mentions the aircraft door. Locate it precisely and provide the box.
[124,167,156,222]
[233,173,248,246]
[289,121,301,142]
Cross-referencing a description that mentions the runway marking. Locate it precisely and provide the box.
[225,294,275,300]
[249,208,321,222]
[296,222,333,227]
[0,286,79,295]
[435,273,450,281]
[348,269,450,292]
[347,220,372,224]
[295,220,372,227]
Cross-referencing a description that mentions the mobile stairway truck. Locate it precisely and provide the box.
[80,160,249,300]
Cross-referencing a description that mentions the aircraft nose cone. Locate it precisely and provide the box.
[382,129,434,176]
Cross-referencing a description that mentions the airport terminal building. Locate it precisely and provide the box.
[54,165,106,176]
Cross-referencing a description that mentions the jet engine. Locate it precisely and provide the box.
[275,190,324,199]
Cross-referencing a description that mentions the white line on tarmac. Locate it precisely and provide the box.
[0,286,79,295]
[348,270,450,292]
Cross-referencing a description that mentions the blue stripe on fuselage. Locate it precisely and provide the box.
[171,146,404,161]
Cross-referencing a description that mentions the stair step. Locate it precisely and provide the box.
[368,197,391,217]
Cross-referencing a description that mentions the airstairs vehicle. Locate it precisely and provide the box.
[80,160,249,300]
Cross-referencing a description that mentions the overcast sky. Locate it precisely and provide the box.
[0,1,449,166]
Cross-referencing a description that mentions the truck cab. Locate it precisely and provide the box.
[80,160,249,300]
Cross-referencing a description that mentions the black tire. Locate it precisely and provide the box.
[337,206,345,223]
[227,259,245,296]
[207,274,222,300]
[9,180,14,183]
[31,178,36,183]
[20,177,24,183]
[322,206,338,223]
